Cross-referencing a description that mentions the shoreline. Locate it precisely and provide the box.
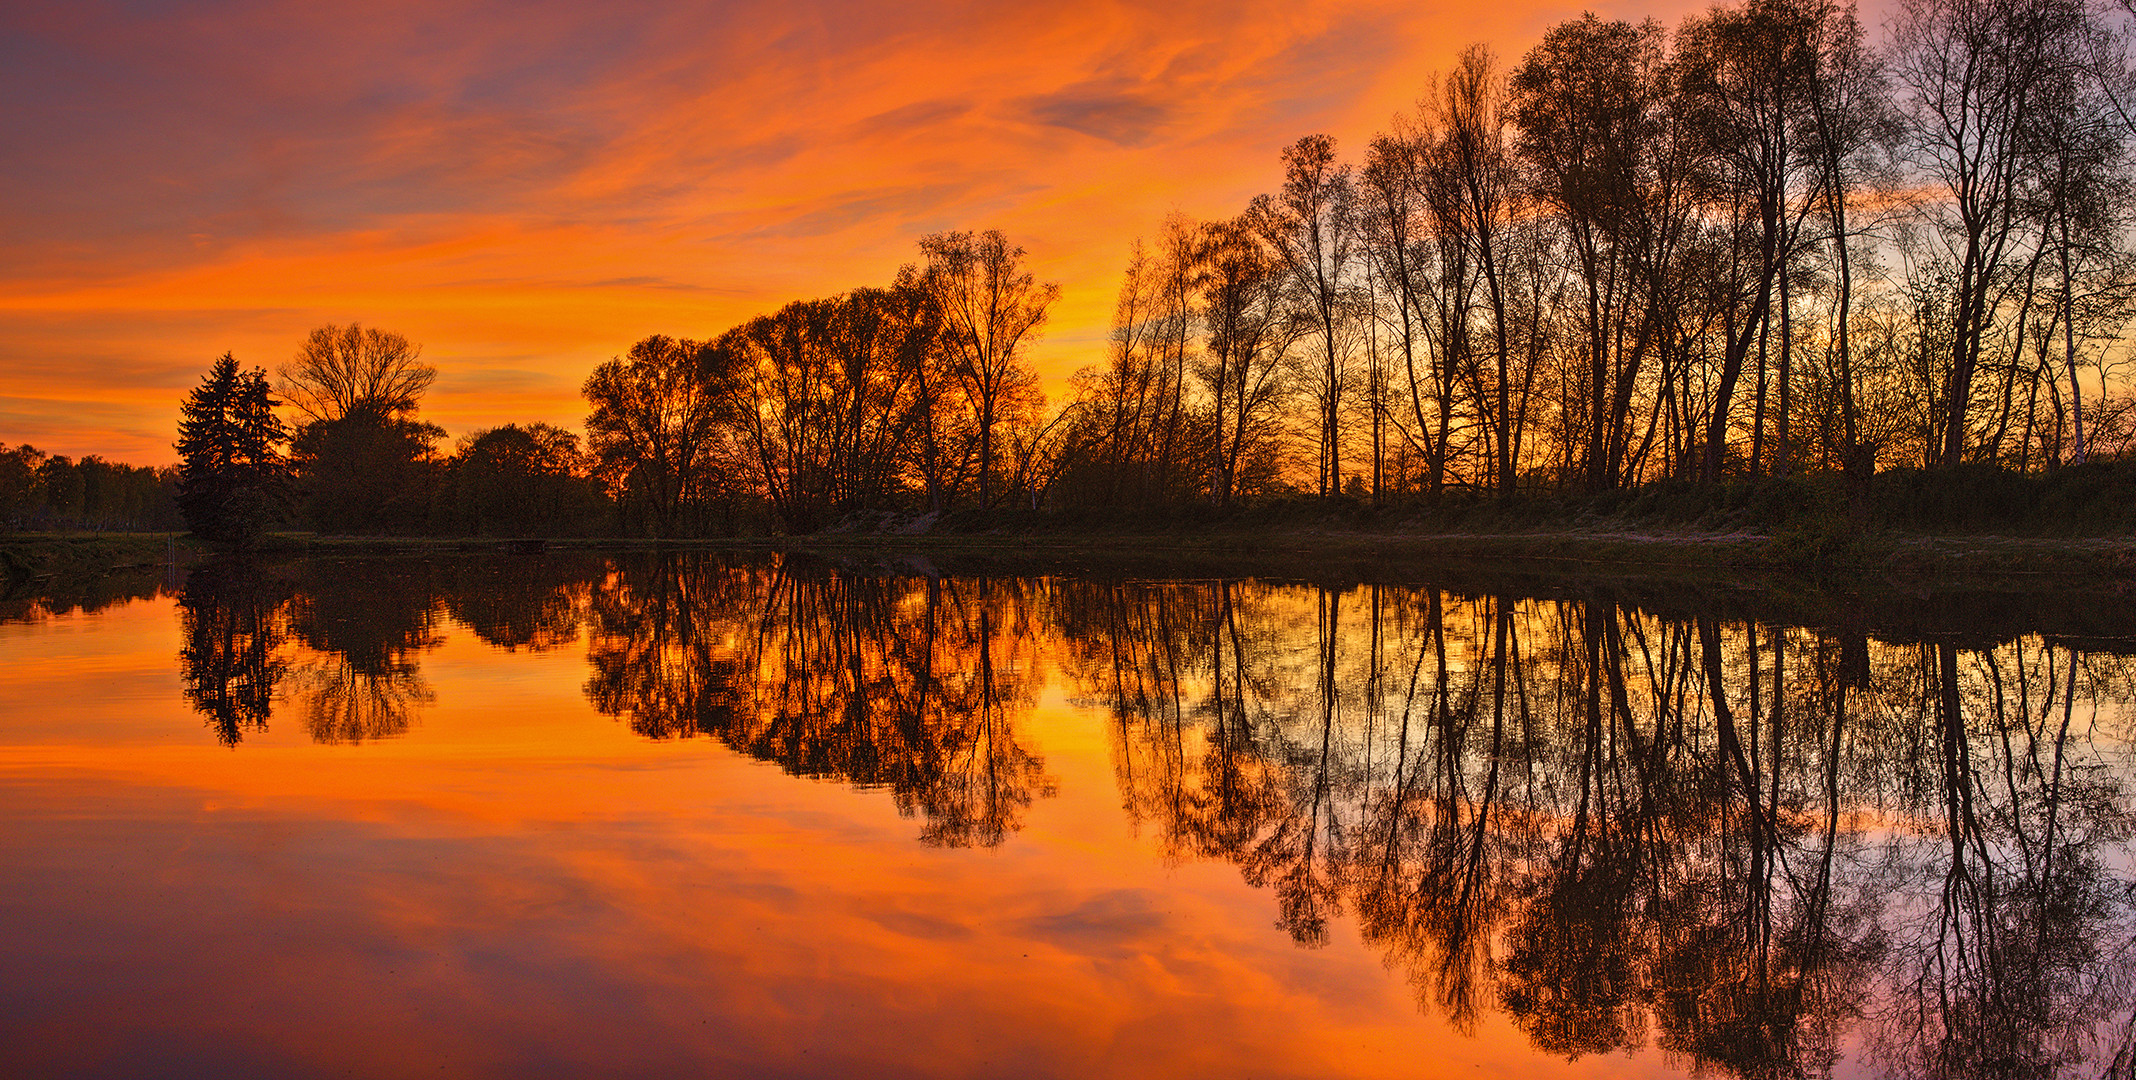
[11,525,2134,583]
[8,528,2135,648]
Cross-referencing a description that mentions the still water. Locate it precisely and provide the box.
[2,553,2133,1078]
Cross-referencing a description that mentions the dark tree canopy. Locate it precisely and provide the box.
[440,423,606,537]
[175,352,289,546]
[582,335,729,538]
[290,404,444,535]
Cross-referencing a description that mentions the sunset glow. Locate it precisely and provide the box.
[0,0,1736,464]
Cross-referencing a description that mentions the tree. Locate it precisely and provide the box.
[1196,215,1303,505]
[582,335,730,537]
[1253,135,1360,497]
[1797,0,1894,497]
[279,324,435,425]
[1428,45,1541,494]
[1679,0,1819,480]
[290,404,444,534]
[712,288,928,532]
[917,230,1059,510]
[176,353,290,546]
[1892,0,2094,465]
[442,423,604,537]
[0,444,41,531]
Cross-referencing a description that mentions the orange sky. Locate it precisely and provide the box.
[2,0,1826,465]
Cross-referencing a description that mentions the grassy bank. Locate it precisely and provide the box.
[239,520,2136,581]
[11,487,2134,591]
[0,532,195,621]
[9,527,2134,650]
[0,532,195,580]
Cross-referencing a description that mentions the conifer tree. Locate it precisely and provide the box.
[176,352,289,545]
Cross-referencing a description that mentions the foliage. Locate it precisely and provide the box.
[175,353,290,546]
[436,424,607,537]
[290,404,443,535]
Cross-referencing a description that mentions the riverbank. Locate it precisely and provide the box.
[0,533,194,581]
[10,523,2136,586]
[0,533,194,621]
[9,527,2136,648]
[243,523,2136,583]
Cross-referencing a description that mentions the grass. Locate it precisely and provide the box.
[9,461,2135,592]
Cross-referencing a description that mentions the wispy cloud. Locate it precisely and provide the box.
[0,0,1718,463]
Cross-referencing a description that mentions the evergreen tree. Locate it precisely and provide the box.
[176,352,289,545]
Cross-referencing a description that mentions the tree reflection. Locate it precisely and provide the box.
[177,559,293,746]
[1056,578,2136,1079]
[281,560,441,743]
[159,551,2136,1074]
[175,556,599,745]
[441,555,599,652]
[581,554,1055,847]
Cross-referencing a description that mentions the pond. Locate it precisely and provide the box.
[2,552,2133,1078]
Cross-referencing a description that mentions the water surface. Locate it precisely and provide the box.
[3,553,2133,1078]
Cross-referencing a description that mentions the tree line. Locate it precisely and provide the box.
[170,328,609,543]
[565,0,2136,532]
[1056,0,2136,508]
[146,0,2136,542]
[0,444,181,533]
[162,231,1063,542]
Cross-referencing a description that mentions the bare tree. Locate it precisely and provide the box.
[1254,135,1360,497]
[581,335,728,537]
[280,324,435,426]
[1798,0,1894,498]
[1679,0,1818,480]
[1893,0,2093,465]
[1431,45,1534,494]
[1197,215,1304,506]
[917,230,1060,510]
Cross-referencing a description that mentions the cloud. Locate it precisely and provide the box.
[1019,81,1174,147]
[0,0,1730,463]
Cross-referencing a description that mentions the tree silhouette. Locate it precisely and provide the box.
[582,336,730,537]
[279,323,434,426]
[917,230,1059,510]
[175,353,289,546]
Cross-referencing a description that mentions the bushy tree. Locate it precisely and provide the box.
[176,353,289,545]
[291,403,443,534]
[583,335,731,537]
[440,423,606,537]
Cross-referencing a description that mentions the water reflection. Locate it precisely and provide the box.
[1061,580,2136,1079]
[283,561,442,743]
[582,555,1054,847]
[155,553,2136,1076]
[177,560,291,746]
[172,556,601,745]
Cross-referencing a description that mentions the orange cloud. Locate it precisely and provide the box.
[0,0,1729,465]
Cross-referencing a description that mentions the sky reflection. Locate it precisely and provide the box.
[3,556,2132,1077]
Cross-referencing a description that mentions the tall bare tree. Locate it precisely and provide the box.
[917,230,1059,510]
[1254,135,1360,497]
[1893,0,2093,465]
[280,324,435,425]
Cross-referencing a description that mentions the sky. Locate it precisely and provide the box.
[4,0,1756,466]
